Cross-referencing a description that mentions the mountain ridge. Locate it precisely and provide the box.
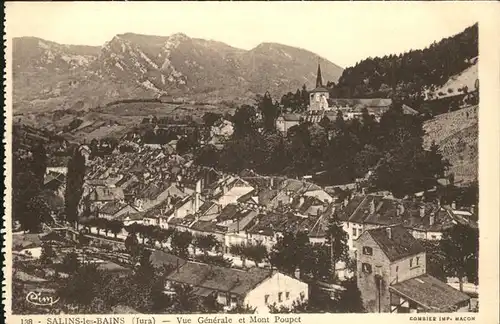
[13,33,343,113]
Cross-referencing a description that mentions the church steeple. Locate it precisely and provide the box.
[316,60,323,88]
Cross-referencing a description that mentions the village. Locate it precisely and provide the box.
[12,63,479,315]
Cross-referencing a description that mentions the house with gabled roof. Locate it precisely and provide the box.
[98,201,138,220]
[163,260,308,313]
[210,176,254,208]
[134,181,194,212]
[355,225,470,313]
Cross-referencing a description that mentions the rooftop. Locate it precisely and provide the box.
[366,225,425,262]
[390,274,470,312]
[166,261,272,297]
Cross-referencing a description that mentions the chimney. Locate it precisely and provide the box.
[386,227,392,239]
[269,177,274,189]
[451,201,456,210]
[195,180,201,193]
[370,199,376,214]
[194,192,200,213]
[429,213,435,226]
[419,205,425,218]
[398,203,405,216]
[343,197,349,208]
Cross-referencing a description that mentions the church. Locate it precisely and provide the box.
[276,63,418,135]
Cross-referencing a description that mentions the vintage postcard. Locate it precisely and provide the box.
[3,1,499,324]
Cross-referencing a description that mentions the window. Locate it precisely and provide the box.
[352,228,357,237]
[410,258,413,268]
[416,256,420,265]
[278,292,283,302]
[362,246,373,255]
[286,292,290,300]
[264,294,270,304]
[362,263,372,274]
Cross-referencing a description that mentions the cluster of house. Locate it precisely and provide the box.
[56,143,476,312]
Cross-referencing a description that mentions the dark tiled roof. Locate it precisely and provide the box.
[279,113,302,122]
[116,211,146,221]
[367,225,425,262]
[327,98,392,108]
[93,187,125,201]
[337,195,458,232]
[390,274,470,311]
[166,261,272,296]
[100,201,130,215]
[217,204,239,221]
[150,250,187,269]
[248,212,309,236]
[337,196,365,221]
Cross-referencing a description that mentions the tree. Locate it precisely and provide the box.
[258,91,279,132]
[40,244,56,265]
[202,112,222,128]
[229,243,248,268]
[325,215,349,282]
[244,242,268,267]
[95,218,108,236]
[301,244,331,281]
[171,230,193,258]
[333,277,365,313]
[270,231,310,276]
[167,284,202,313]
[108,220,123,238]
[65,148,86,228]
[227,304,256,314]
[426,141,450,179]
[125,230,141,262]
[194,144,220,168]
[58,263,106,309]
[61,251,80,274]
[440,223,479,291]
[31,142,47,186]
[12,156,51,233]
[194,234,219,256]
[155,228,173,250]
[232,105,258,138]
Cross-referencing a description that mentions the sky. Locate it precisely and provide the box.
[6,1,481,68]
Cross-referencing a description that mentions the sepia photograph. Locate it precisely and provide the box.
[4,1,491,318]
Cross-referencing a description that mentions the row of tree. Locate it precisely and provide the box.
[79,218,222,260]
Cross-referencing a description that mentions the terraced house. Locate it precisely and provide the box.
[337,194,478,250]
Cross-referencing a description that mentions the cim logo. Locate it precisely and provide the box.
[26,291,60,306]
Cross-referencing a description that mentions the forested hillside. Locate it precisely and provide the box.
[328,24,478,109]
